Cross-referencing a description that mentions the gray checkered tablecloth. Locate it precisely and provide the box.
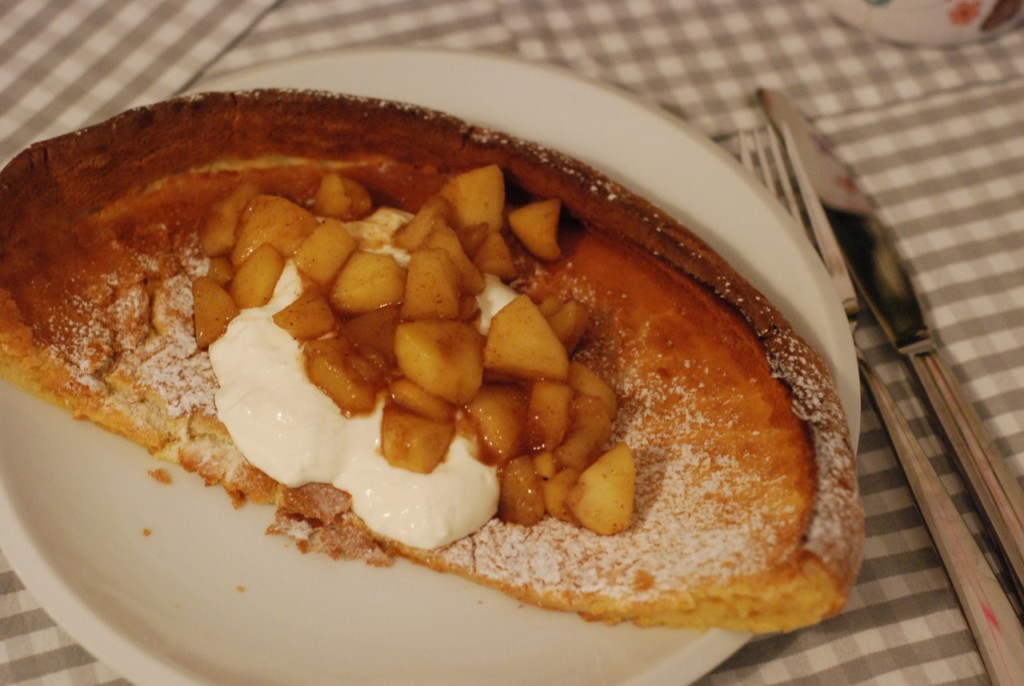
[2,1,1022,684]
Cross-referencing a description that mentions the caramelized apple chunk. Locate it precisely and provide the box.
[293,218,358,287]
[272,289,336,340]
[567,361,618,417]
[231,195,318,266]
[532,450,558,479]
[192,276,238,348]
[380,404,455,474]
[401,248,462,321]
[200,184,258,258]
[466,384,528,463]
[472,232,517,280]
[206,256,234,286]
[543,467,582,524]
[498,455,546,526]
[423,224,486,295]
[553,395,614,471]
[483,295,569,381]
[568,443,635,535]
[345,305,400,366]
[394,320,484,404]
[525,380,574,452]
[439,164,505,233]
[229,243,285,309]
[453,222,490,257]
[389,378,455,422]
[304,337,382,416]
[508,198,561,261]
[314,173,373,220]
[544,299,588,353]
[393,195,452,252]
[330,251,407,314]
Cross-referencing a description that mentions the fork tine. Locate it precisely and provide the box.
[762,126,802,222]
[777,123,859,318]
[739,128,801,223]
[738,130,754,175]
[738,130,759,176]
[739,125,859,320]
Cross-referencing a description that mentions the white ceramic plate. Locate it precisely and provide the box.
[0,49,859,686]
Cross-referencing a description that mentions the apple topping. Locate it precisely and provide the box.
[483,295,569,382]
[508,198,562,261]
[229,243,284,309]
[439,163,505,233]
[193,167,635,535]
[191,276,238,348]
[394,320,484,405]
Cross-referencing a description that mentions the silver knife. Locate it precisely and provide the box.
[758,88,1024,608]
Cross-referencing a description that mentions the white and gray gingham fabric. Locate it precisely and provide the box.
[2,1,1022,684]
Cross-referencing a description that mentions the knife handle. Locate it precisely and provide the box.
[909,350,1024,605]
[860,356,1024,685]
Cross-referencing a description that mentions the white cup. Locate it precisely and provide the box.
[815,0,1024,46]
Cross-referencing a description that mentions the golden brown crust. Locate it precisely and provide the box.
[0,89,863,632]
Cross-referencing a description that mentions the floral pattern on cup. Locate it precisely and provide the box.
[816,0,1023,45]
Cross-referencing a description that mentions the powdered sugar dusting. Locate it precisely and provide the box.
[769,331,861,576]
[122,270,216,418]
[430,264,815,602]
[41,230,217,419]
[47,293,113,392]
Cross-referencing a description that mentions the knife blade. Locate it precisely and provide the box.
[758,88,1024,607]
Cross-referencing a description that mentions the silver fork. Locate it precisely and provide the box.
[739,126,1024,686]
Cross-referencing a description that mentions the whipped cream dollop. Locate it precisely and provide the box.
[208,209,518,549]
